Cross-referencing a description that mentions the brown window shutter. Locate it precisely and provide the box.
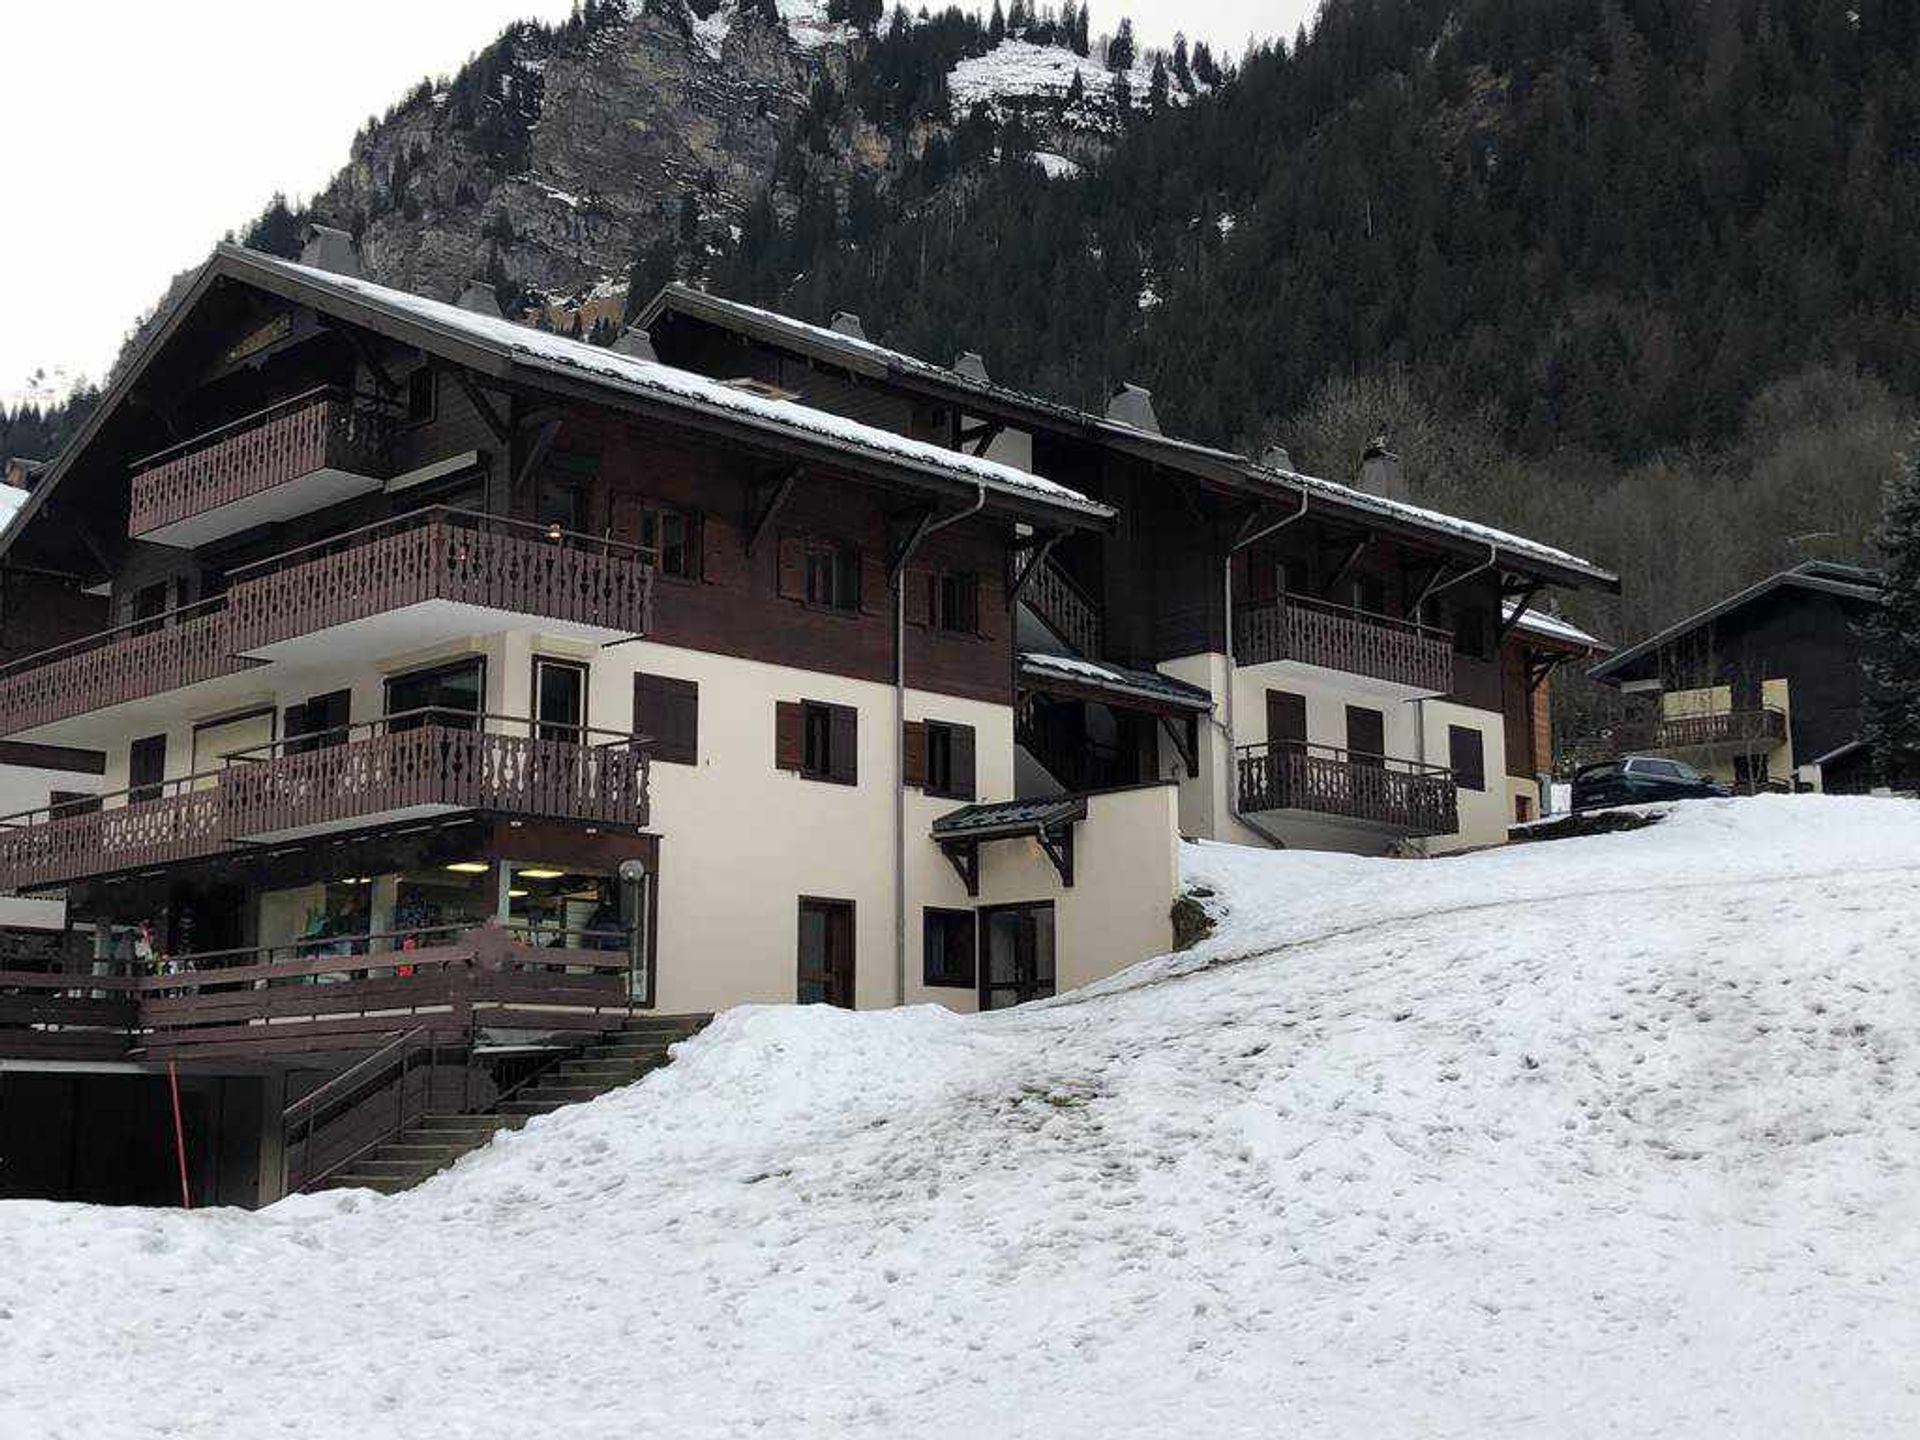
[775,701,805,771]
[903,720,928,788]
[636,673,699,766]
[830,703,859,785]
[904,568,933,626]
[950,722,976,800]
[777,535,805,600]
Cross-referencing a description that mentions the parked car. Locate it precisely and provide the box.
[1571,756,1731,811]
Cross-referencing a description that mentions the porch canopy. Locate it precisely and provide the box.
[931,795,1087,897]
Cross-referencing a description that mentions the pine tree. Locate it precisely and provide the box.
[1172,34,1193,93]
[1108,18,1135,73]
[1148,55,1169,111]
[989,0,1005,44]
[1863,437,1920,786]
[1070,3,1089,56]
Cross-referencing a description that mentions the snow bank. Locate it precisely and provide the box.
[5,796,1920,1437]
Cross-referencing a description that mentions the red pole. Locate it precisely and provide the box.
[166,1059,192,1210]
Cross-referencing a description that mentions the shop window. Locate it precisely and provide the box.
[923,908,977,988]
[505,862,628,952]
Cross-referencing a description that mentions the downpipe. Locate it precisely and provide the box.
[1408,542,1498,857]
[1222,490,1310,849]
[891,479,987,1006]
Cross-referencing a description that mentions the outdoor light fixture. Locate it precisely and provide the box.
[515,867,566,880]
[444,861,490,874]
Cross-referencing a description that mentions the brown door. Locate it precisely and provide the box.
[978,902,1056,1011]
[1266,690,1307,749]
[797,898,855,1007]
[1345,705,1385,766]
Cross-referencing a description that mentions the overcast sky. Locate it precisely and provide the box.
[0,0,1313,414]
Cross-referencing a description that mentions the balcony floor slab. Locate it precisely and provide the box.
[230,800,471,847]
[1237,656,1449,703]
[133,466,386,549]
[4,667,272,749]
[234,599,632,668]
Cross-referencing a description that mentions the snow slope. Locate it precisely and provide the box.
[5,796,1920,1437]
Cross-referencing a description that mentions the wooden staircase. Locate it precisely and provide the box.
[315,1013,709,1195]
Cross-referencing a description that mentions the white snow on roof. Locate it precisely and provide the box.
[1504,602,1604,648]
[242,254,1107,518]
[5,798,1918,1434]
[948,39,1181,126]
[1019,649,1212,704]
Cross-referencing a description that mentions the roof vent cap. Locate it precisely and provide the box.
[829,310,867,340]
[1358,434,1408,499]
[952,350,990,382]
[298,224,361,278]
[456,280,503,318]
[612,327,658,361]
[1105,383,1161,434]
[1260,444,1293,472]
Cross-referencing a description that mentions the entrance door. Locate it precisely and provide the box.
[979,902,1056,1011]
[533,658,588,743]
[128,734,167,803]
[797,898,855,1007]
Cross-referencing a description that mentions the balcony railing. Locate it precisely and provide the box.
[128,387,395,540]
[0,713,649,891]
[1618,706,1788,756]
[221,711,650,840]
[0,598,255,737]
[225,507,655,652]
[1235,594,1452,694]
[1237,741,1458,836]
[1024,555,1104,659]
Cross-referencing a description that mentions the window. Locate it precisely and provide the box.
[1266,690,1307,748]
[1448,724,1486,791]
[639,504,702,581]
[937,572,980,634]
[129,734,167,804]
[1631,758,1684,780]
[386,658,483,733]
[406,366,437,424]
[533,658,587,743]
[191,708,275,788]
[798,897,855,1007]
[904,719,976,800]
[635,672,698,766]
[1515,794,1534,823]
[776,700,857,784]
[1345,705,1385,766]
[923,908,977,988]
[129,581,169,636]
[979,902,1055,1010]
[536,479,587,533]
[285,690,350,756]
[779,536,861,613]
[1352,573,1387,616]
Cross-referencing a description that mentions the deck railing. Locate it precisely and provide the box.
[1235,594,1452,694]
[221,710,650,839]
[1236,740,1458,836]
[0,772,229,891]
[1024,555,1104,659]
[225,507,655,651]
[1619,706,1788,755]
[128,387,395,539]
[0,597,254,737]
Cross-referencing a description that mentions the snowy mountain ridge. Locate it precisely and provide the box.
[4,796,1918,1436]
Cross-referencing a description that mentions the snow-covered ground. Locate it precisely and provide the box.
[5,796,1920,1437]
[949,39,1186,127]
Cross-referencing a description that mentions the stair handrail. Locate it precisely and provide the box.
[283,1023,439,1194]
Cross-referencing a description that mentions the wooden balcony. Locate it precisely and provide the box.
[226,508,655,659]
[0,599,259,741]
[1235,595,1452,697]
[222,714,650,844]
[1024,555,1104,658]
[128,388,394,547]
[0,926,637,1065]
[0,715,648,890]
[1237,741,1458,837]
[1619,706,1788,758]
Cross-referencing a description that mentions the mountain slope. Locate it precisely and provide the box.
[4,796,1917,1437]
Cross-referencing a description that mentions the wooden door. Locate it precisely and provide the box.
[797,897,855,1007]
[1266,690,1307,750]
[978,903,1057,1011]
[1345,705,1385,765]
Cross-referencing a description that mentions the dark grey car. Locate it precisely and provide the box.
[1571,756,1731,810]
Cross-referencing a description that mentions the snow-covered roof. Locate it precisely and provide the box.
[1018,651,1214,712]
[229,251,1112,523]
[638,285,1618,590]
[1502,601,1605,651]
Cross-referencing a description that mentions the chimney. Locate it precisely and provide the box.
[952,350,990,383]
[456,280,503,318]
[829,311,867,340]
[298,224,361,279]
[1260,444,1293,473]
[1105,383,1161,434]
[612,327,658,361]
[1358,434,1407,499]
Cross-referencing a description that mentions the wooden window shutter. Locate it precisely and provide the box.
[636,673,699,766]
[776,536,806,600]
[775,701,805,771]
[904,568,933,626]
[950,722,976,800]
[830,703,859,785]
[903,720,928,788]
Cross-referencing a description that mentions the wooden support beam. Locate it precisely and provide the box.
[1160,715,1198,779]
[342,328,402,398]
[1409,559,1457,613]
[512,417,562,513]
[449,367,511,443]
[1319,534,1372,599]
[888,507,938,584]
[960,421,1004,456]
[1036,822,1075,888]
[1496,583,1545,643]
[940,840,980,898]
[1007,532,1064,608]
[744,467,800,557]
[1527,652,1567,692]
